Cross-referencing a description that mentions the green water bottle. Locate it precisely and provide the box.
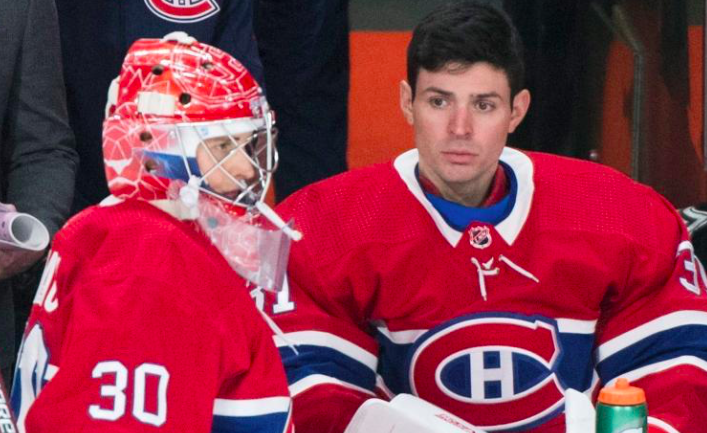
[596,378,648,433]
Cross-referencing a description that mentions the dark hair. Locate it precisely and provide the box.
[407,1,525,98]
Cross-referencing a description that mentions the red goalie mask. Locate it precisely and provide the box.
[103,32,277,209]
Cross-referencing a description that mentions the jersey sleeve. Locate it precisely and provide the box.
[264,194,383,433]
[594,191,707,433]
[213,294,294,433]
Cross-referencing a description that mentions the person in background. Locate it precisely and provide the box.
[255,0,350,202]
[57,0,264,213]
[11,34,293,433]
[261,2,707,432]
[0,0,78,388]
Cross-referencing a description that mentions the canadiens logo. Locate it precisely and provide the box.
[144,0,220,23]
[409,314,565,431]
[469,226,491,249]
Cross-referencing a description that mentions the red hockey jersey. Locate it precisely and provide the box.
[266,148,707,433]
[11,200,293,433]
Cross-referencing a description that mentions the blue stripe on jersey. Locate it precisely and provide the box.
[278,344,376,391]
[212,412,289,433]
[420,161,518,230]
[596,324,707,382]
[555,333,595,391]
[10,369,22,418]
[375,332,414,394]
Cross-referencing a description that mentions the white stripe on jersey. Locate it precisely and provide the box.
[556,318,597,334]
[375,374,395,399]
[597,311,707,362]
[394,149,463,247]
[375,325,427,345]
[494,147,535,246]
[648,417,681,433]
[45,364,59,381]
[274,331,377,370]
[213,396,291,417]
[289,374,377,398]
[377,318,596,345]
[604,355,707,385]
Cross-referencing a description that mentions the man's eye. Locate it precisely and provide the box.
[429,97,447,108]
[476,101,495,111]
[218,141,236,152]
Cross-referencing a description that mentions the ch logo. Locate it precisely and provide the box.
[144,0,220,23]
[409,314,565,431]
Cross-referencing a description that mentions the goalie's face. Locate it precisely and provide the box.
[196,132,258,196]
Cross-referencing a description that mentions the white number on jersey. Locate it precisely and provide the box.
[32,251,61,313]
[250,276,295,315]
[678,241,707,295]
[89,362,170,427]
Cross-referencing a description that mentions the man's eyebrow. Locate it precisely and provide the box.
[420,86,454,97]
[472,92,502,100]
[420,87,503,100]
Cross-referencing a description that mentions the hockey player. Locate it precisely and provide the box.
[11,33,294,433]
[262,2,707,432]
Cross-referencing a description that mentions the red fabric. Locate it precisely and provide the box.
[291,385,368,433]
[635,364,707,433]
[15,200,292,433]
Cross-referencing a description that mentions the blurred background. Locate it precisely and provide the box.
[347,0,707,208]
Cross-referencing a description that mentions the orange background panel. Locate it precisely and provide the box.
[599,40,633,177]
[347,31,415,169]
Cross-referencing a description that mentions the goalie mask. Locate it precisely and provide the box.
[103,32,276,208]
[103,33,298,290]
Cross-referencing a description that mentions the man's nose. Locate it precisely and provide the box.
[448,106,472,137]
[226,156,256,181]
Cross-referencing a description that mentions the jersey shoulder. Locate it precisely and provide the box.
[524,151,683,249]
[54,200,249,312]
[276,161,434,258]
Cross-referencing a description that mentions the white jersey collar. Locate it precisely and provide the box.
[393,148,535,247]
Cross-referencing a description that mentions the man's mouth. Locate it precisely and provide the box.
[441,150,476,164]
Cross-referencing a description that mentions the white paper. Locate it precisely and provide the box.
[344,394,487,433]
[0,211,49,251]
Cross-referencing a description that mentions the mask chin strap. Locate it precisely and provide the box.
[180,175,302,242]
[255,200,303,241]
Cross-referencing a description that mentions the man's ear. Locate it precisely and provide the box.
[508,89,531,133]
[400,80,414,126]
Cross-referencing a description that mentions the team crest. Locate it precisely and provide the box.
[469,226,491,249]
[144,0,220,23]
[408,314,565,431]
